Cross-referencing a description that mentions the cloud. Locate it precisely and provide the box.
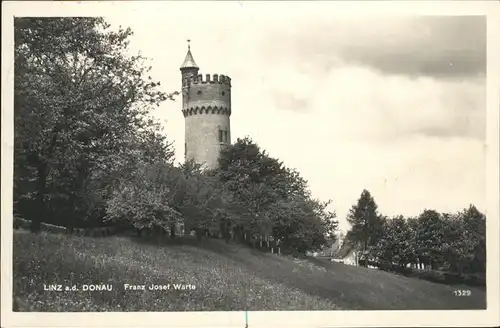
[258,64,485,142]
[339,16,486,79]
[271,91,309,113]
[248,15,486,142]
[257,16,486,80]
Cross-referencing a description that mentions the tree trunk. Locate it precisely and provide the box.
[224,225,231,243]
[68,156,89,231]
[170,223,176,239]
[32,162,48,233]
[195,227,203,241]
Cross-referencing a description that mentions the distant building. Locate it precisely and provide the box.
[305,237,342,258]
[180,41,232,170]
[331,238,360,266]
[306,251,319,257]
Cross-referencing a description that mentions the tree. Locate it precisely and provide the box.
[442,205,486,274]
[217,137,286,240]
[14,17,178,231]
[216,137,338,252]
[461,205,486,274]
[105,162,182,237]
[414,209,447,270]
[373,215,415,267]
[178,162,227,239]
[346,190,385,263]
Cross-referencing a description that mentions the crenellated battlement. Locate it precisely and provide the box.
[184,73,232,86]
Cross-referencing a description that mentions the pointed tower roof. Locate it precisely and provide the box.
[180,40,198,70]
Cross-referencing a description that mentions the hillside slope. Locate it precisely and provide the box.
[13,230,486,311]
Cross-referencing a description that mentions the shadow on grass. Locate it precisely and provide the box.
[135,236,364,308]
[155,236,487,310]
[129,234,268,257]
[13,231,487,311]
[36,232,487,311]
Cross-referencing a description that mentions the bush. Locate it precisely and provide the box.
[411,269,446,284]
[375,261,486,288]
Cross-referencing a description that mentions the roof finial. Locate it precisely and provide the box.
[180,39,198,69]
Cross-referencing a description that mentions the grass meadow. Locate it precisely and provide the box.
[13,230,486,311]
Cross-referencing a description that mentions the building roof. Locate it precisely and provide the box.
[330,238,341,252]
[313,238,341,257]
[180,44,198,70]
[332,240,355,259]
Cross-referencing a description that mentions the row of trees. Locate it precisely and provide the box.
[345,190,486,276]
[13,17,338,254]
[105,138,338,253]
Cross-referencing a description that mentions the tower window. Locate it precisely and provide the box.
[218,129,228,143]
[197,90,202,95]
[221,91,225,96]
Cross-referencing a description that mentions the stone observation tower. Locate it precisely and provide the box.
[180,40,232,170]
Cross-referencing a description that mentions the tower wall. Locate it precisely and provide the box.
[182,73,232,170]
[181,68,199,109]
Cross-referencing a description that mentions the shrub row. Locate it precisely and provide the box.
[375,260,485,287]
[13,216,119,238]
[408,269,485,287]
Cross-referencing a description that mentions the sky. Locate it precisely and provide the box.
[104,4,486,233]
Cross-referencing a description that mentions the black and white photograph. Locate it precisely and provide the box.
[2,1,499,327]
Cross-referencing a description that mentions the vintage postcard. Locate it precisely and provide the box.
[1,1,499,327]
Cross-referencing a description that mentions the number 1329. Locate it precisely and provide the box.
[454,290,471,296]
